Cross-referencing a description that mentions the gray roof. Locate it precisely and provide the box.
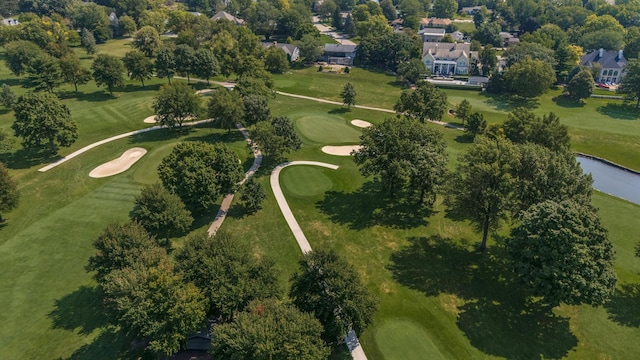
[419,28,446,35]
[211,11,244,25]
[262,42,299,56]
[422,42,472,59]
[581,50,627,70]
[324,44,358,53]
[1,18,20,26]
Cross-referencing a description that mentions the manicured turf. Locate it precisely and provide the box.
[374,320,447,360]
[281,166,334,197]
[295,113,363,145]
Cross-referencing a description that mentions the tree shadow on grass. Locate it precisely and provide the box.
[454,133,474,144]
[483,93,539,112]
[316,181,432,230]
[604,283,640,327]
[388,235,578,359]
[183,129,245,145]
[596,102,640,120]
[56,327,133,360]
[49,285,111,336]
[329,107,350,114]
[58,90,115,102]
[0,147,59,169]
[552,95,585,108]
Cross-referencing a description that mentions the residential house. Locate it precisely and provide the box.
[420,17,452,28]
[323,44,357,65]
[262,41,300,62]
[581,48,627,83]
[1,18,20,26]
[422,42,476,76]
[499,32,519,47]
[211,11,245,25]
[419,28,445,42]
[450,30,464,42]
[461,6,493,15]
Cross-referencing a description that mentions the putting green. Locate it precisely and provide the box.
[295,114,362,144]
[281,166,333,198]
[375,319,447,360]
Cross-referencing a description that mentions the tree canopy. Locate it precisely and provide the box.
[617,59,640,108]
[507,200,617,306]
[207,88,245,132]
[566,68,594,101]
[12,92,77,153]
[123,50,154,87]
[158,141,244,211]
[153,82,201,128]
[504,58,556,98]
[290,249,378,344]
[133,25,162,57]
[0,162,19,223]
[91,54,125,95]
[340,82,356,109]
[501,108,570,152]
[394,81,448,122]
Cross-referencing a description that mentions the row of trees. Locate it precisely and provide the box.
[353,111,617,307]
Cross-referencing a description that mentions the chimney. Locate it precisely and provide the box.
[618,49,623,60]
[599,48,604,58]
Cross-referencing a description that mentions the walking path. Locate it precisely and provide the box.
[38,118,216,172]
[270,161,368,360]
[207,125,262,235]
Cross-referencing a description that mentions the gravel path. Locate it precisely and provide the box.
[270,161,368,360]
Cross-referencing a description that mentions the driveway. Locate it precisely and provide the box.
[313,16,357,46]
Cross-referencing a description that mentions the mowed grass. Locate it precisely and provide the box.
[222,96,640,360]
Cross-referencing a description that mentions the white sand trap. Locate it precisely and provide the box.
[90,148,148,178]
[321,145,362,156]
[196,89,214,95]
[351,119,372,128]
[143,115,158,123]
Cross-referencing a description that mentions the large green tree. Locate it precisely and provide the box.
[506,200,617,306]
[341,82,357,109]
[193,48,219,85]
[155,46,176,83]
[479,45,498,76]
[211,299,330,360]
[158,142,244,211]
[12,92,77,153]
[102,258,207,356]
[174,44,197,83]
[130,183,193,246]
[175,231,281,319]
[243,95,271,126]
[617,59,640,108]
[80,28,97,54]
[397,58,427,84]
[394,81,448,122]
[0,162,19,223]
[251,117,301,160]
[59,53,92,92]
[133,25,162,57]
[296,33,324,63]
[153,82,201,128]
[566,68,594,101]
[264,46,289,74]
[25,54,64,93]
[240,177,266,213]
[432,0,458,19]
[91,54,125,95]
[123,50,154,87]
[504,58,556,98]
[446,136,518,251]
[502,108,570,152]
[207,89,244,132]
[353,117,448,202]
[4,40,43,76]
[85,221,164,283]
[290,249,378,344]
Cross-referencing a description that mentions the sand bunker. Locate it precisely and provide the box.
[89,148,147,178]
[351,119,372,128]
[143,115,158,123]
[321,145,362,156]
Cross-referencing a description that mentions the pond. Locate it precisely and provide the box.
[577,155,640,205]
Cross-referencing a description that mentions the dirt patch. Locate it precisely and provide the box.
[321,145,362,156]
[143,115,157,123]
[89,148,147,178]
[351,119,372,128]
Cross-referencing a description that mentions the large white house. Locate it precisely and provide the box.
[422,42,476,76]
[581,48,627,83]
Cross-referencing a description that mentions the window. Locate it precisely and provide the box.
[459,61,466,66]
[614,71,618,76]
[608,70,613,76]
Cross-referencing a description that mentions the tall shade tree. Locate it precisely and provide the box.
[504,58,556,98]
[130,183,193,247]
[59,53,92,92]
[446,136,518,251]
[243,95,271,126]
[4,40,44,76]
[175,231,281,319]
[158,142,244,211]
[296,33,324,62]
[251,117,301,160]
[207,89,245,133]
[91,54,125,95]
[479,45,498,76]
[566,68,594,101]
[455,99,472,125]
[12,92,77,153]
[432,0,458,19]
[466,112,487,138]
[264,46,289,74]
[394,81,448,122]
[193,48,219,85]
[133,25,162,57]
[211,299,330,360]
[353,117,448,203]
[240,177,266,213]
[80,28,97,54]
[290,249,378,344]
[617,59,640,108]
[0,162,19,223]
[506,200,617,306]
[174,44,197,83]
[502,108,570,152]
[102,258,207,356]
[85,221,165,283]
[340,82,356,109]
[25,54,64,93]
[152,82,201,128]
[0,84,17,109]
[123,50,154,87]
[397,58,427,84]
[119,15,137,36]
[155,46,176,83]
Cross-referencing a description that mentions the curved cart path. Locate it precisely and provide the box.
[270,161,368,360]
